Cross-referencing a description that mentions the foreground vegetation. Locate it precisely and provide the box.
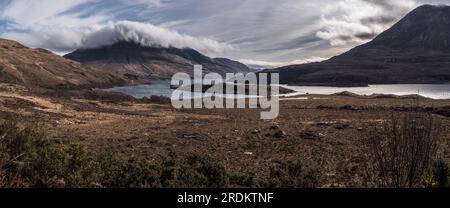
[0,113,448,188]
[0,120,318,188]
[364,113,449,188]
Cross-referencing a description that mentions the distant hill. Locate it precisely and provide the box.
[64,41,252,84]
[0,39,125,89]
[267,5,450,87]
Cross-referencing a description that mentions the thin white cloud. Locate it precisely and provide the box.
[1,0,92,28]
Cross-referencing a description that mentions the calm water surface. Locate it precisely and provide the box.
[106,80,450,100]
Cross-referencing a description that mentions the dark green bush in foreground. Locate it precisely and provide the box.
[265,161,319,188]
[430,157,449,188]
[0,120,319,188]
[0,120,101,187]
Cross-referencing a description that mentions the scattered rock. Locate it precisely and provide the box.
[270,123,287,138]
[182,134,198,139]
[357,127,364,131]
[316,122,330,126]
[251,129,260,134]
[274,130,287,138]
[335,123,351,130]
[316,121,337,126]
[300,131,318,140]
[271,123,281,130]
[340,105,358,111]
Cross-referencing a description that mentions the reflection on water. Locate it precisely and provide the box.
[105,80,282,99]
[105,80,174,99]
[105,80,450,100]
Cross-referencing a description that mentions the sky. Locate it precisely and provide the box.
[0,0,448,68]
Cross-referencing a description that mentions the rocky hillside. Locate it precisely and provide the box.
[0,39,125,89]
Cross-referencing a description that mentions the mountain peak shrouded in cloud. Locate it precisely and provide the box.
[64,41,251,83]
[0,0,233,54]
[77,21,234,53]
[2,20,234,54]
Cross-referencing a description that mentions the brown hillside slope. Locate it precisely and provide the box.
[0,39,125,89]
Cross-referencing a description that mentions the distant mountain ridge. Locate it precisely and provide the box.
[0,39,125,89]
[267,5,450,87]
[64,42,252,84]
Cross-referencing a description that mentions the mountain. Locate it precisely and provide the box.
[268,5,450,87]
[0,39,125,89]
[64,42,252,83]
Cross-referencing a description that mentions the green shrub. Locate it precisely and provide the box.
[432,158,449,188]
[228,173,259,188]
[261,161,319,188]
[98,155,161,188]
[0,120,102,187]
[160,152,229,188]
[0,120,321,188]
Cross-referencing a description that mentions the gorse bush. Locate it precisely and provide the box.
[0,120,320,188]
[98,156,161,188]
[159,152,230,188]
[262,161,319,188]
[0,120,101,187]
[430,157,449,188]
[93,152,232,188]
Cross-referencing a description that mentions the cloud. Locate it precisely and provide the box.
[1,0,92,28]
[316,0,418,46]
[2,21,234,53]
[0,0,232,53]
[81,21,234,52]
[239,57,327,69]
